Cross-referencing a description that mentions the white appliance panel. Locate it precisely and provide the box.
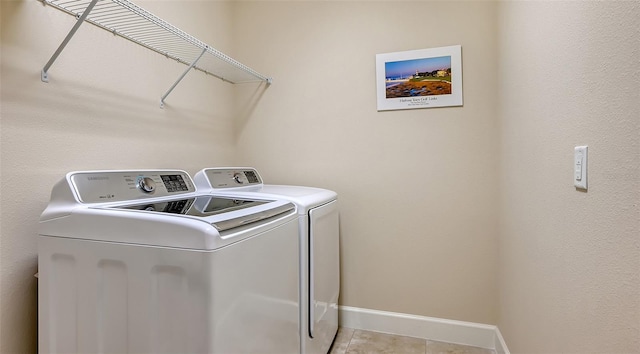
[39,217,299,354]
[308,200,340,351]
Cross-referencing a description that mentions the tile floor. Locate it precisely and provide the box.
[329,327,496,354]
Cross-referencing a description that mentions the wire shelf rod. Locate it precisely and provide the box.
[98,19,154,29]
[89,14,142,25]
[109,25,160,34]
[89,11,136,21]
[116,27,177,36]
[90,12,140,22]
[124,33,180,41]
[88,3,125,11]
[59,1,90,9]
[57,0,86,5]
[135,38,190,46]
[86,5,124,15]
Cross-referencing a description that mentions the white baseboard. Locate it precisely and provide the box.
[339,306,510,354]
[494,327,509,354]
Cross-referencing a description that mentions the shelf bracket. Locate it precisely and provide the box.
[41,0,99,82]
[160,47,208,108]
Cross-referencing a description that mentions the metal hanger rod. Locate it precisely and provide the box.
[160,46,207,108]
[41,0,99,82]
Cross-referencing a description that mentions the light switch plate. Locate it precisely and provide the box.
[574,146,588,190]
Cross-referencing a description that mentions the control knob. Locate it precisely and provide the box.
[137,177,156,193]
[233,172,244,184]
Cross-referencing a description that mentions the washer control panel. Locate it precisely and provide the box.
[199,168,262,189]
[69,170,195,203]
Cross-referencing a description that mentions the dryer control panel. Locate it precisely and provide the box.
[68,170,196,203]
[197,168,263,189]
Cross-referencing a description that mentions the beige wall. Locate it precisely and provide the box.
[232,1,500,324]
[0,1,239,351]
[2,1,639,353]
[497,1,640,353]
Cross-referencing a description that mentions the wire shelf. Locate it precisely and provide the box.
[41,0,271,105]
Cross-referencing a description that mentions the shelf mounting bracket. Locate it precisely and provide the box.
[41,0,99,82]
[160,47,208,108]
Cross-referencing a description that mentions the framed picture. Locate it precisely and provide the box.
[376,45,462,111]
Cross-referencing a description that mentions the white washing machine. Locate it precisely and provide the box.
[38,169,300,354]
[194,168,339,354]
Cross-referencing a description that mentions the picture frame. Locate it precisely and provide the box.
[376,45,463,111]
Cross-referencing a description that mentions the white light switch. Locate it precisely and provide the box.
[574,146,588,190]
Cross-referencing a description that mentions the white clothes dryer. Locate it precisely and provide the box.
[194,168,339,354]
[38,170,300,354]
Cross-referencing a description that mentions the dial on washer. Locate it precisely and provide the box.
[233,173,244,184]
[138,177,156,193]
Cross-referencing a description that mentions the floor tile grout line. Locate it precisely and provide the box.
[344,328,355,353]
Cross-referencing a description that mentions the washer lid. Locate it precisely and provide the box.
[102,196,294,231]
